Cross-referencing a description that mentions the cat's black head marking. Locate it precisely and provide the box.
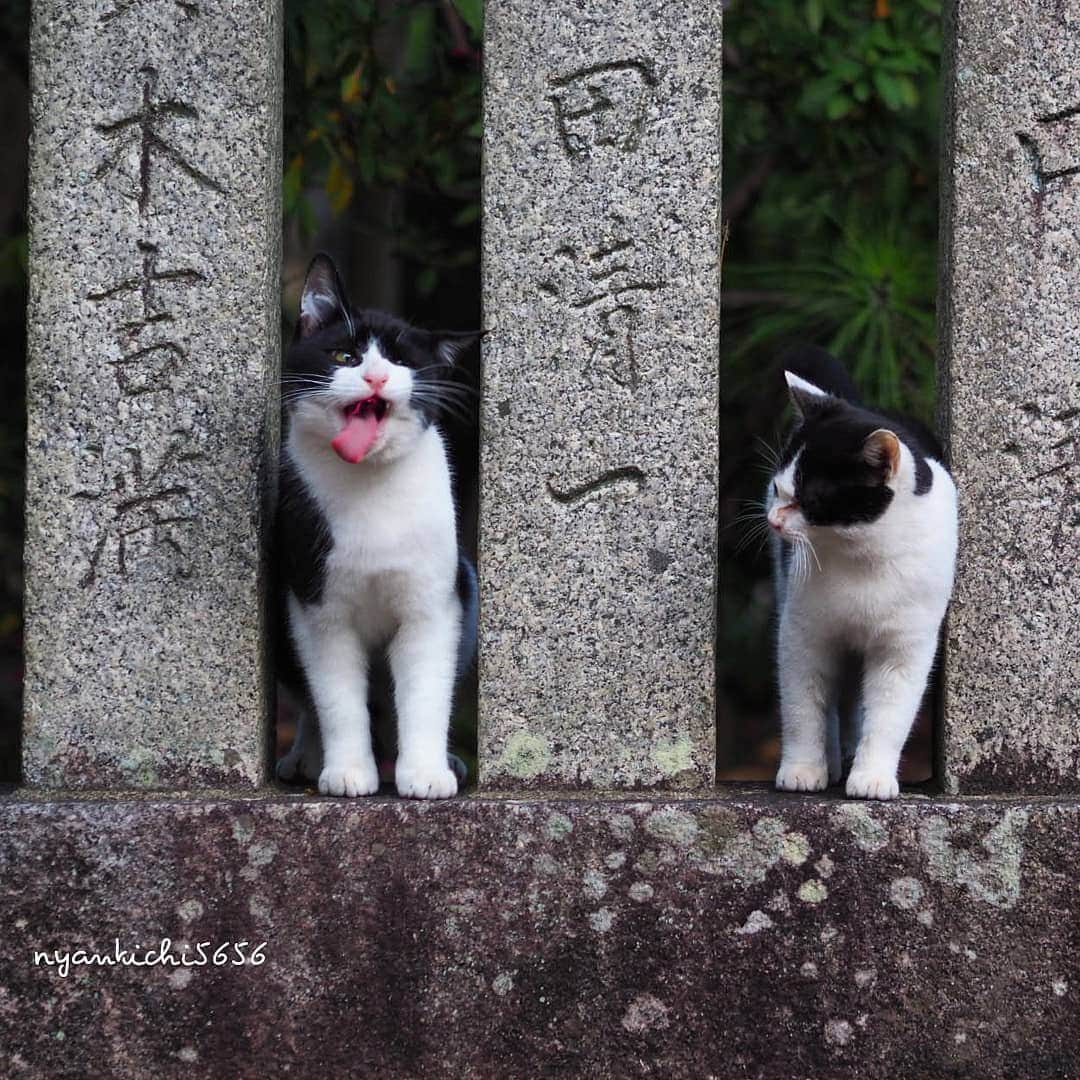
[776,348,942,529]
[286,253,483,434]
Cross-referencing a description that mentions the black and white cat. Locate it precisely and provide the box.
[767,347,957,800]
[275,253,479,799]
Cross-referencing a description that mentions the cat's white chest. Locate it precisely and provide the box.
[791,565,886,643]
[290,425,457,639]
[789,475,957,646]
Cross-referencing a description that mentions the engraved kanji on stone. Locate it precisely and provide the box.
[88,242,201,393]
[95,65,223,212]
[1026,405,1080,548]
[540,227,662,389]
[74,437,207,587]
[547,466,645,506]
[549,60,657,160]
[87,240,204,336]
[108,342,187,397]
[100,0,199,24]
[1017,105,1080,192]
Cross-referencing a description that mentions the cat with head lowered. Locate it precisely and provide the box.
[275,253,480,799]
[767,346,957,800]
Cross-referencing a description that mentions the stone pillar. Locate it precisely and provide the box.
[479,0,721,789]
[939,1,1079,793]
[22,0,281,788]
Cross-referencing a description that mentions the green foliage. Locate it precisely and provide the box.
[720,0,943,762]
[724,0,942,416]
[732,215,937,414]
[0,0,27,779]
[283,0,482,293]
[0,233,25,290]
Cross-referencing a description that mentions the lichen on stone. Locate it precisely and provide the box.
[499,732,552,780]
[644,807,699,848]
[832,804,889,852]
[888,877,925,910]
[919,808,1029,909]
[651,736,694,778]
[797,879,828,904]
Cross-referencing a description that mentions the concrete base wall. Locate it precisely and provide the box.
[1,790,1076,1078]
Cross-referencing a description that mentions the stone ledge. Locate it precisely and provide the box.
[1,791,1076,1078]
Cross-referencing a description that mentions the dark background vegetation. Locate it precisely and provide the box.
[719,0,941,778]
[0,0,29,781]
[0,0,941,783]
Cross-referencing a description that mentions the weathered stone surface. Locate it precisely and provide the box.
[479,0,721,790]
[939,1,1080,791]
[1,790,1077,1078]
[23,0,281,787]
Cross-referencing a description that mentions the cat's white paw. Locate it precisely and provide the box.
[396,761,458,800]
[845,768,899,801]
[318,761,380,797]
[775,761,829,792]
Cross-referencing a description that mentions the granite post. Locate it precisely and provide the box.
[22,0,281,788]
[479,0,721,789]
[939,1,1080,793]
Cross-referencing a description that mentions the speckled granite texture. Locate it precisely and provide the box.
[479,0,722,790]
[22,0,282,788]
[938,1,1080,793]
[1,791,1077,1078]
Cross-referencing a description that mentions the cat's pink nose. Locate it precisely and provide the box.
[363,371,388,391]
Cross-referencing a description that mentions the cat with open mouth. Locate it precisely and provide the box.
[275,253,480,799]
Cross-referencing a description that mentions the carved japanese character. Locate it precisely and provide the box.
[540,229,662,389]
[95,65,223,212]
[1022,403,1079,548]
[100,0,198,25]
[547,466,645,506]
[87,240,204,334]
[1017,105,1080,192]
[108,341,187,396]
[74,437,206,586]
[549,60,657,160]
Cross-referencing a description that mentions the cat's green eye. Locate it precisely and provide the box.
[332,350,354,365]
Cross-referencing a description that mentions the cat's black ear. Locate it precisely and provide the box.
[784,369,832,419]
[297,253,350,339]
[429,328,486,365]
[863,428,902,481]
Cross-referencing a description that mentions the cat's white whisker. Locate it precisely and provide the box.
[408,389,476,425]
[791,540,806,587]
[754,435,781,473]
[730,521,768,555]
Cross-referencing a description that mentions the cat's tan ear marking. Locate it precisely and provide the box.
[863,428,902,480]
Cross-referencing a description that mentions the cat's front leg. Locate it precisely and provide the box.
[776,613,837,793]
[846,633,937,800]
[288,595,379,797]
[388,603,459,800]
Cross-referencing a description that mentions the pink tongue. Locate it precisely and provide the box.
[332,409,380,464]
